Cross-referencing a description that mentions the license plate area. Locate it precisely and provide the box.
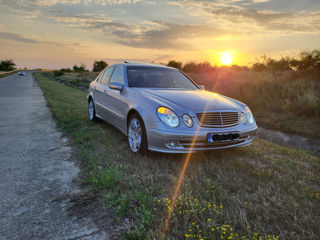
[208,133,240,143]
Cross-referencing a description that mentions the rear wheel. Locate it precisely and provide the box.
[128,113,148,154]
[88,99,97,121]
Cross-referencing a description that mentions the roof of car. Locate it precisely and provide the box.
[119,61,174,69]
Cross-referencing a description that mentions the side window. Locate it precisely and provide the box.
[100,67,114,85]
[109,66,124,84]
[96,71,104,83]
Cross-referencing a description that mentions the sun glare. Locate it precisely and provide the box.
[220,52,233,66]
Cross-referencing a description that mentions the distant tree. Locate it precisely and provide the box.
[182,62,198,72]
[297,50,320,72]
[197,61,214,72]
[167,60,182,70]
[182,61,217,73]
[92,60,108,72]
[73,63,87,73]
[0,59,16,71]
[73,65,79,72]
[251,63,267,72]
[230,65,249,71]
[53,68,72,77]
[265,57,291,72]
[60,68,72,73]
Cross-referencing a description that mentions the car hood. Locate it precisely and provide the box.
[133,88,242,115]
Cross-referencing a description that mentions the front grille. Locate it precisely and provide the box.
[196,111,239,127]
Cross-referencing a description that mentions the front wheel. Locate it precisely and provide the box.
[128,114,148,154]
[88,99,97,121]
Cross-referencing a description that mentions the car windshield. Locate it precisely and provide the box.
[127,66,198,89]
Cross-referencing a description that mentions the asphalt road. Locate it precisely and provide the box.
[0,72,106,240]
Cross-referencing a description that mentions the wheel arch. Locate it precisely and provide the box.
[127,108,143,127]
[88,95,93,103]
[127,108,148,153]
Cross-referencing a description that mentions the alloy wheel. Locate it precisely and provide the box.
[88,100,94,120]
[128,118,142,152]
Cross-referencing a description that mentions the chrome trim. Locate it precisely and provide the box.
[196,110,239,128]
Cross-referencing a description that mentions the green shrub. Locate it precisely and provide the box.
[90,166,119,190]
[53,70,64,77]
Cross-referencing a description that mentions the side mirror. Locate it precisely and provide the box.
[199,85,205,90]
[109,82,123,91]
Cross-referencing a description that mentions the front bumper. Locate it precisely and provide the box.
[147,125,258,153]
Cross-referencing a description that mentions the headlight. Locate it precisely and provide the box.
[157,107,179,127]
[240,112,247,124]
[244,106,254,124]
[182,114,193,128]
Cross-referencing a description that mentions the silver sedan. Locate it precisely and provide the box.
[87,62,257,154]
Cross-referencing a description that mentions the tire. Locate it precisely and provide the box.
[127,113,148,154]
[88,99,97,121]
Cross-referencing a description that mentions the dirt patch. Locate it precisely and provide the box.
[53,190,129,240]
[256,127,320,157]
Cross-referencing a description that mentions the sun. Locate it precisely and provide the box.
[220,52,233,66]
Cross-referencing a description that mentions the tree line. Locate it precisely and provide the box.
[2,49,319,75]
[53,60,108,76]
[167,50,320,75]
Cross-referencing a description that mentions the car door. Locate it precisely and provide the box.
[103,65,129,131]
[92,70,105,117]
[94,67,114,121]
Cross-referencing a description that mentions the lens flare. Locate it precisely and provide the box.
[161,102,210,239]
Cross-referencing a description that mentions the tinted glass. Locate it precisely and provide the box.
[127,67,198,89]
[100,67,114,85]
[109,66,123,84]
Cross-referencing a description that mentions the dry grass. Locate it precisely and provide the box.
[34,72,320,240]
[188,70,320,138]
[0,70,18,78]
[42,71,99,89]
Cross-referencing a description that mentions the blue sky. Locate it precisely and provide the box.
[0,0,319,69]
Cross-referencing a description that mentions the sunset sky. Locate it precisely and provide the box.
[0,0,319,69]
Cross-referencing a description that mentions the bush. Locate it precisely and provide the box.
[0,59,16,71]
[92,60,108,72]
[73,64,87,73]
[182,62,198,72]
[167,60,182,70]
[53,70,64,77]
[252,63,267,72]
[60,68,72,73]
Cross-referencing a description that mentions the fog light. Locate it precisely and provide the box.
[166,140,182,149]
[182,114,193,128]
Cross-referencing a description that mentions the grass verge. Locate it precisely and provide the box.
[0,70,19,78]
[34,72,320,240]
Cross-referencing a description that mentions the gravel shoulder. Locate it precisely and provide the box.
[0,72,108,240]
